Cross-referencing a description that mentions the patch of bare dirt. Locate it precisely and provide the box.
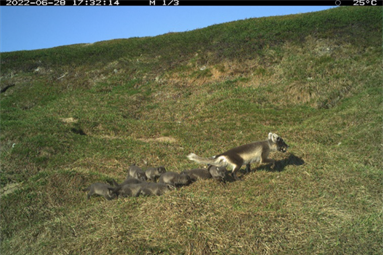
[60,117,78,123]
[1,182,22,198]
[138,136,177,143]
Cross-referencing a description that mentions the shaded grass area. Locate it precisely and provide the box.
[1,6,382,255]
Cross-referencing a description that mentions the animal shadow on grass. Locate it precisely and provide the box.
[254,153,305,173]
[223,153,305,182]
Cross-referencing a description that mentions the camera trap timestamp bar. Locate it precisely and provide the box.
[2,0,382,6]
[1,0,182,6]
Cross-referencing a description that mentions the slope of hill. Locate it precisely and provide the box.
[1,7,382,254]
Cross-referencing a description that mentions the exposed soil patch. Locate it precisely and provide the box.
[138,136,177,143]
[60,117,78,123]
[1,182,22,198]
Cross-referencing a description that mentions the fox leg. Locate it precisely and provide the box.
[245,163,251,173]
[261,156,275,169]
[260,149,275,169]
[87,190,94,199]
[231,165,242,181]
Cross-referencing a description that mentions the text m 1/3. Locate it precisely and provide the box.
[149,0,179,5]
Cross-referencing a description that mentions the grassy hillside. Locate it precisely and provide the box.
[1,6,382,254]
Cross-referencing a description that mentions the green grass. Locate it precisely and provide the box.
[1,6,382,255]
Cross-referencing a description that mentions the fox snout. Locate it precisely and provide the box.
[277,138,289,153]
[279,145,289,153]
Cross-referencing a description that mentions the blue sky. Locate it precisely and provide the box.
[0,6,335,53]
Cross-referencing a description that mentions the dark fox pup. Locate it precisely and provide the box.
[83,183,117,200]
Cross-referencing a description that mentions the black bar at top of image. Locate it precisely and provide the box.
[1,0,382,6]
[78,0,380,6]
[107,0,372,7]
[101,0,376,7]
[142,0,381,6]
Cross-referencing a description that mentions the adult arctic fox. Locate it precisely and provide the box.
[187,133,288,180]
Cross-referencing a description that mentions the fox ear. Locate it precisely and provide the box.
[269,133,279,143]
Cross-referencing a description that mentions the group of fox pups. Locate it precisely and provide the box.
[83,132,289,200]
